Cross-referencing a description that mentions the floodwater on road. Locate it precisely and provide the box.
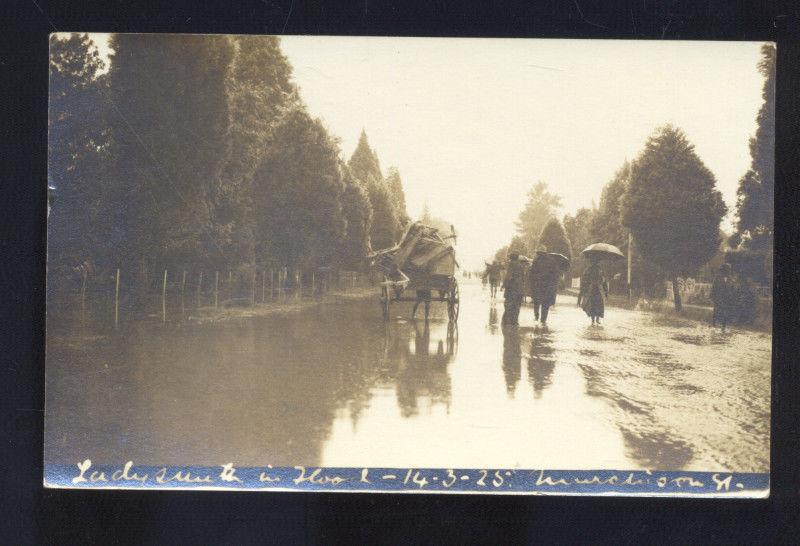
[45,279,771,472]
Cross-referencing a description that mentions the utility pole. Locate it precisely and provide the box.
[627,232,633,304]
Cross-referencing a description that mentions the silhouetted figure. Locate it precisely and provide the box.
[711,263,736,332]
[529,249,560,324]
[578,260,608,325]
[483,261,503,298]
[501,253,525,326]
[502,325,521,396]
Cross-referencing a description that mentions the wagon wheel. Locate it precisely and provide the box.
[447,278,460,322]
[380,283,390,321]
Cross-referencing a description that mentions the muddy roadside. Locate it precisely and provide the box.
[187,286,381,324]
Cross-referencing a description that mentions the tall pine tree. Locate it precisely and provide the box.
[385,166,410,235]
[732,43,775,252]
[252,107,346,270]
[348,130,398,250]
[622,125,726,310]
[338,163,373,269]
[108,34,234,288]
[48,33,112,274]
[213,36,298,270]
[515,182,562,252]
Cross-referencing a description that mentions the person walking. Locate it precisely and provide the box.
[578,259,608,325]
[483,261,502,298]
[529,248,560,324]
[711,263,736,332]
[501,252,526,326]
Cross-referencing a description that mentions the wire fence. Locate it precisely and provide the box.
[47,266,374,332]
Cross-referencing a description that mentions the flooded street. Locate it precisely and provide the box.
[45,279,770,472]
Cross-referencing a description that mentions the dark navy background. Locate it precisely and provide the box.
[4,0,799,543]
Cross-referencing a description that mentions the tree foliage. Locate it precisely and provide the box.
[419,203,453,236]
[622,125,726,309]
[563,207,594,275]
[515,181,562,252]
[538,217,572,258]
[48,34,111,272]
[591,162,630,250]
[508,235,529,257]
[385,166,410,234]
[252,107,346,269]
[213,35,298,268]
[733,43,775,251]
[348,130,399,251]
[338,164,373,269]
[108,34,234,279]
[493,245,509,264]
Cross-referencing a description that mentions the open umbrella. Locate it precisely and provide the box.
[546,252,571,270]
[582,243,624,261]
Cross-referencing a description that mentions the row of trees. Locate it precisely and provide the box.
[494,124,727,310]
[491,43,773,311]
[48,34,409,297]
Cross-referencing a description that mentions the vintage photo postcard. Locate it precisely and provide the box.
[45,35,773,496]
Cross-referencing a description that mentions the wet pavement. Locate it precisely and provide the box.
[45,279,770,472]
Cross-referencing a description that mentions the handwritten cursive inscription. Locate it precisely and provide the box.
[64,459,762,495]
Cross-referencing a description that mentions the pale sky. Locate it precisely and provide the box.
[89,35,767,270]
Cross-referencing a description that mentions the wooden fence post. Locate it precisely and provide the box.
[81,268,87,323]
[114,268,120,329]
[261,270,265,304]
[215,271,219,310]
[181,271,186,319]
[270,269,274,301]
[312,271,316,297]
[252,269,257,306]
[197,271,203,308]
[162,269,167,323]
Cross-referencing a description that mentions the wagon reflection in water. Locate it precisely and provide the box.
[380,320,458,417]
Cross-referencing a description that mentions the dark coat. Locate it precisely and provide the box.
[502,259,526,298]
[579,263,608,318]
[529,253,560,306]
[711,274,736,322]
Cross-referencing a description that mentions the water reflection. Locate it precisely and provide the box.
[501,326,521,397]
[389,320,456,417]
[45,282,771,472]
[487,304,499,335]
[527,330,556,398]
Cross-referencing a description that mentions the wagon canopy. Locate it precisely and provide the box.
[368,222,459,283]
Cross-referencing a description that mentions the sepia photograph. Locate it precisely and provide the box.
[44,34,773,495]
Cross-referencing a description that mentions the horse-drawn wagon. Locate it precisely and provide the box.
[368,222,460,321]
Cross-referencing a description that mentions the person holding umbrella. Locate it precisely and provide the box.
[577,243,623,325]
[529,246,569,325]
